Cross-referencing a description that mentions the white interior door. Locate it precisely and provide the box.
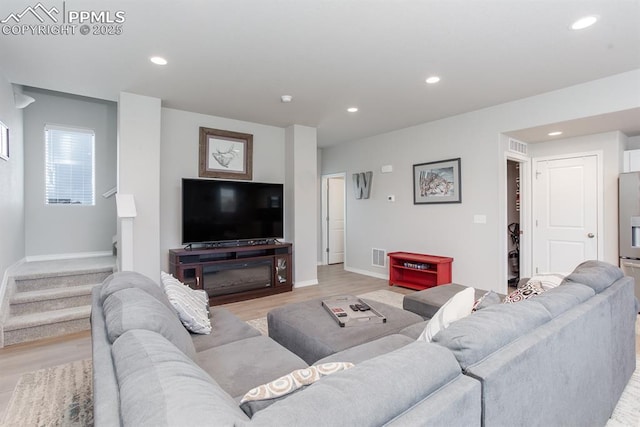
[327,177,345,264]
[533,155,599,274]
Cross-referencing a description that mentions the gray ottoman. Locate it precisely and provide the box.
[403,284,488,318]
[268,297,424,364]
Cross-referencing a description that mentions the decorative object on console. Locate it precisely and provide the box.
[199,127,253,180]
[240,362,354,417]
[352,171,373,199]
[417,286,475,342]
[413,157,461,204]
[160,271,212,334]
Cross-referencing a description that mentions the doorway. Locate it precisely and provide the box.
[321,173,346,265]
[506,160,521,286]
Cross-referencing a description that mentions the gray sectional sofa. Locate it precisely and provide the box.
[91,261,637,426]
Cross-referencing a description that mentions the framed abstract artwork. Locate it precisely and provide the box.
[413,158,461,204]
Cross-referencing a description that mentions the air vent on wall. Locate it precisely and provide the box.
[509,138,528,155]
[372,248,386,267]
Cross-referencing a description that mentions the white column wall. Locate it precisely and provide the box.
[285,125,318,287]
[117,92,162,281]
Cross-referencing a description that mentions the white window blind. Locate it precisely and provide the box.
[45,125,95,205]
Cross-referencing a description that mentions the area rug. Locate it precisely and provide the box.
[606,357,640,426]
[2,359,92,427]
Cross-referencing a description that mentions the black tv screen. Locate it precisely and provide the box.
[182,179,284,244]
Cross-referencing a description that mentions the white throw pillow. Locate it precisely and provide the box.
[160,271,212,334]
[417,287,475,342]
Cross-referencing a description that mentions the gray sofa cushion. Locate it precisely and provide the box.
[249,341,464,426]
[314,334,414,365]
[432,300,552,370]
[561,260,623,293]
[191,307,261,352]
[112,329,249,425]
[196,335,308,399]
[398,320,429,339]
[100,271,172,309]
[103,287,196,360]
[531,282,595,318]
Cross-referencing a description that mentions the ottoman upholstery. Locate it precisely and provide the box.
[403,284,488,318]
[268,297,423,364]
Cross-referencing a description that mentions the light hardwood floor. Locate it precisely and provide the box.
[0,264,410,420]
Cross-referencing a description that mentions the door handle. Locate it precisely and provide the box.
[587,233,595,238]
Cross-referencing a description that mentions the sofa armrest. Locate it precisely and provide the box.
[90,287,122,427]
[248,341,473,426]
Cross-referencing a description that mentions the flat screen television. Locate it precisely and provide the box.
[182,178,284,245]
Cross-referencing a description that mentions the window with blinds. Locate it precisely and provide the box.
[44,125,95,205]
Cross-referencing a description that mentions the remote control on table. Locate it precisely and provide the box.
[357,303,371,311]
[336,312,348,318]
[349,304,360,311]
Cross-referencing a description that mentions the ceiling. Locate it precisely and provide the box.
[1,0,639,147]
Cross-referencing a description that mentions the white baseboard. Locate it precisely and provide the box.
[344,266,388,281]
[24,251,113,263]
[294,279,319,288]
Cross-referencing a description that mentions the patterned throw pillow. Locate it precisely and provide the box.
[417,287,476,342]
[240,362,354,417]
[504,281,545,303]
[160,271,212,334]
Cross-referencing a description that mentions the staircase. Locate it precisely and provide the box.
[1,256,116,347]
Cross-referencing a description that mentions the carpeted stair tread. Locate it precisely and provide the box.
[11,284,98,303]
[13,265,114,281]
[4,305,91,332]
[10,256,116,279]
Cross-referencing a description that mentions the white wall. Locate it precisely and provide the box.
[321,70,640,293]
[528,131,624,265]
[118,92,162,280]
[159,108,286,271]
[23,88,117,257]
[284,125,318,286]
[627,135,640,150]
[0,76,25,279]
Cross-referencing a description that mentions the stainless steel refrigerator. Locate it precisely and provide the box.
[619,172,640,303]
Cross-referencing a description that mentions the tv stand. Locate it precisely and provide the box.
[184,239,280,250]
[169,242,293,305]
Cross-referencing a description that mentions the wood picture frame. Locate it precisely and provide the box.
[199,127,253,180]
[0,121,9,161]
[413,157,461,204]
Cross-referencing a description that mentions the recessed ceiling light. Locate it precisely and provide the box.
[571,15,598,30]
[425,76,441,84]
[548,131,563,136]
[150,56,168,65]
[281,95,293,103]
[347,107,358,113]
